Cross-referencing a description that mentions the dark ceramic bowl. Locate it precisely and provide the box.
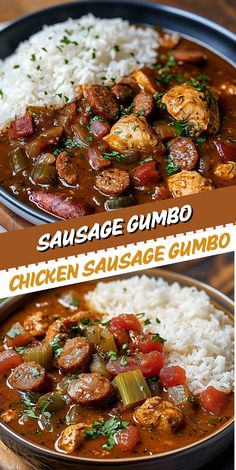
[0,0,235,225]
[0,268,234,469]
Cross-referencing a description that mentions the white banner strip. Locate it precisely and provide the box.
[1,224,235,298]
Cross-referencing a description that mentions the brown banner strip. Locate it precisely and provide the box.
[0,186,235,271]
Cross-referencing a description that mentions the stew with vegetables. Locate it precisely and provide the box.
[0,282,233,459]
[0,31,235,219]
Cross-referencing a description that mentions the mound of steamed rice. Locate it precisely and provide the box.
[85,275,234,395]
[0,14,160,129]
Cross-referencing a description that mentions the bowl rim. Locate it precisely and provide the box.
[0,267,234,464]
[0,0,235,225]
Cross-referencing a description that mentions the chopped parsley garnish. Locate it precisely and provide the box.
[170,120,191,137]
[114,45,120,52]
[42,47,47,52]
[20,393,38,420]
[120,356,128,366]
[7,325,21,338]
[60,36,78,46]
[165,155,179,175]
[156,317,161,324]
[15,346,26,355]
[136,312,145,318]
[153,92,165,104]
[85,418,129,450]
[30,53,36,62]
[50,338,64,358]
[187,396,195,403]
[98,352,107,361]
[102,150,126,161]
[0,89,3,99]
[71,325,83,336]
[144,319,152,326]
[92,49,97,59]
[108,350,118,361]
[85,105,92,113]
[120,102,135,116]
[196,136,206,143]
[64,58,69,64]
[13,64,20,69]
[84,136,93,142]
[139,156,153,165]
[166,55,176,68]
[65,139,85,149]
[152,333,166,343]
[229,139,236,143]
[93,115,105,122]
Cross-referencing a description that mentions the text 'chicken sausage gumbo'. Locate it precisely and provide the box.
[0,283,233,459]
[0,29,235,219]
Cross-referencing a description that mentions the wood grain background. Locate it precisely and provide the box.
[0,0,235,32]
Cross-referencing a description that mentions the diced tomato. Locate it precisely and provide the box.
[109,314,142,334]
[9,112,34,139]
[106,351,164,378]
[5,322,31,348]
[90,119,111,138]
[159,366,186,387]
[130,332,164,353]
[214,141,236,162]
[0,349,23,373]
[116,425,140,452]
[133,161,159,186]
[88,145,111,170]
[152,186,172,200]
[198,386,227,416]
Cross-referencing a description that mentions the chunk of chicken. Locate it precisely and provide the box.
[45,318,74,344]
[0,409,16,423]
[134,396,184,432]
[213,162,236,186]
[24,311,49,338]
[103,115,165,156]
[132,67,159,94]
[162,84,210,136]
[167,170,214,197]
[57,423,87,454]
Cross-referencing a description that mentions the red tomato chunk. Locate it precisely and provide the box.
[9,112,34,139]
[198,386,227,416]
[133,161,159,186]
[159,366,186,387]
[109,314,142,334]
[130,332,164,353]
[106,351,164,378]
[214,141,236,162]
[0,349,23,373]
[116,425,140,452]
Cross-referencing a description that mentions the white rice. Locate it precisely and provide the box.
[0,14,159,129]
[85,275,234,395]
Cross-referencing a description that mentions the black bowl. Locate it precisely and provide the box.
[0,268,234,469]
[0,0,235,225]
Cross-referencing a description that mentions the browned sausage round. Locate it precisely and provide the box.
[133,92,155,119]
[68,373,115,407]
[87,85,119,121]
[95,169,131,196]
[9,361,46,392]
[30,191,92,219]
[111,84,134,103]
[57,337,93,374]
[56,152,79,186]
[168,137,199,170]
[172,50,207,65]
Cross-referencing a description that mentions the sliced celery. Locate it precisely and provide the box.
[100,329,117,353]
[115,369,151,408]
[24,343,53,370]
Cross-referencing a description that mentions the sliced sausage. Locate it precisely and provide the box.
[168,137,199,170]
[68,373,115,407]
[172,50,207,65]
[111,84,134,103]
[95,169,131,196]
[30,191,92,219]
[167,170,214,197]
[133,92,155,119]
[57,337,93,374]
[56,152,79,186]
[87,85,119,121]
[9,361,47,392]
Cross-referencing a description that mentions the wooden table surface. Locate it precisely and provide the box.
[0,0,235,32]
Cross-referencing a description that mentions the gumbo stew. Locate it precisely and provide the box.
[0,283,233,459]
[0,32,236,219]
